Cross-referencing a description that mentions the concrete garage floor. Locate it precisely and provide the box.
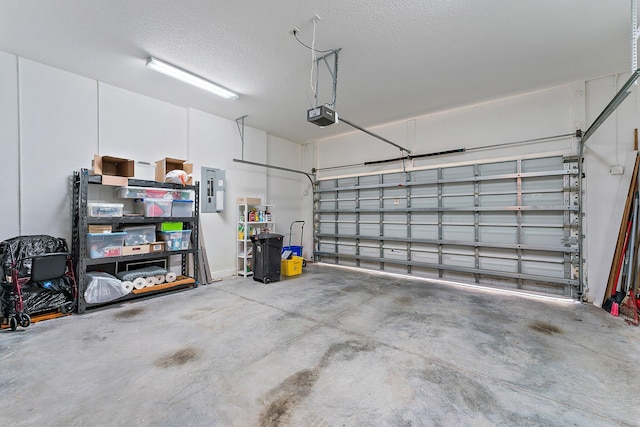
[1,265,639,426]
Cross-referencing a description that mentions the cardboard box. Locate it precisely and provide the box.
[122,244,150,256]
[237,197,262,205]
[92,155,134,187]
[88,225,113,234]
[149,241,166,253]
[155,157,193,185]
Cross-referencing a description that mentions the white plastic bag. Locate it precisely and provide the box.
[84,272,129,304]
[165,170,192,186]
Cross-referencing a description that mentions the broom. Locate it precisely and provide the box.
[620,291,639,326]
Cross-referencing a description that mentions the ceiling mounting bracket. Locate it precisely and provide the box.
[314,48,341,109]
[235,115,248,160]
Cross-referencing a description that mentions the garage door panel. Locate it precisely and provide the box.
[479,180,516,193]
[411,196,438,208]
[443,165,474,179]
[410,250,438,263]
[443,182,474,195]
[443,195,474,208]
[412,212,438,223]
[521,176,562,192]
[337,199,356,210]
[442,212,474,224]
[521,227,563,246]
[479,212,517,225]
[442,225,474,241]
[315,154,580,297]
[411,184,438,197]
[359,199,380,209]
[359,223,380,236]
[521,211,563,225]
[411,224,438,239]
[521,192,563,207]
[384,198,407,208]
[478,226,517,244]
[479,194,517,207]
[479,256,518,273]
[521,157,562,173]
[383,224,407,238]
[338,222,356,235]
[479,161,517,175]
[442,253,475,268]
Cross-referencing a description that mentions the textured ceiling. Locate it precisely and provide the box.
[0,1,633,144]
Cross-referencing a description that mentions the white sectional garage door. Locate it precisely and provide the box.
[314,154,581,297]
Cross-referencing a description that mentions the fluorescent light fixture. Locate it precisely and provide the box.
[146,56,238,100]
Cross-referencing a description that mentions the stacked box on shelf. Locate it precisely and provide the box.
[116,186,193,200]
[158,230,192,251]
[160,222,183,231]
[172,200,193,217]
[121,225,156,245]
[87,202,123,218]
[87,232,126,259]
[134,198,172,217]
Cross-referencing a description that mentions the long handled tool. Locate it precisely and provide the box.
[604,217,634,313]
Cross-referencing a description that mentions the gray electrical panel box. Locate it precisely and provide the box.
[201,167,225,213]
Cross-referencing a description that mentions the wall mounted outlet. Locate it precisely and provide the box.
[610,165,624,175]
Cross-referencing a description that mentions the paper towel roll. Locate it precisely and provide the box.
[154,274,166,285]
[133,277,147,290]
[145,276,156,287]
[122,281,134,294]
[165,272,177,283]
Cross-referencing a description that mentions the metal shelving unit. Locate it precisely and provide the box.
[72,169,200,313]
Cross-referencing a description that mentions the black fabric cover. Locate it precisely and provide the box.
[0,235,68,279]
[1,277,75,315]
[0,235,74,316]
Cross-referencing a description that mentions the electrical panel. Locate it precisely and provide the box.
[201,167,225,213]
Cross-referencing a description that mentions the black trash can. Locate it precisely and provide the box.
[250,233,284,283]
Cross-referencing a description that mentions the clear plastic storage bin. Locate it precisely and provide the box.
[121,225,156,246]
[134,198,173,217]
[87,202,124,218]
[116,186,193,200]
[87,232,126,258]
[158,230,192,251]
[172,200,193,217]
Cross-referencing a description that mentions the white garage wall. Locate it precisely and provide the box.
[584,75,639,306]
[99,83,188,181]
[266,135,313,259]
[188,108,269,278]
[309,76,639,305]
[19,58,98,243]
[0,52,20,241]
[1,52,303,280]
[315,84,577,179]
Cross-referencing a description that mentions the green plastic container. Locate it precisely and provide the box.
[160,221,183,231]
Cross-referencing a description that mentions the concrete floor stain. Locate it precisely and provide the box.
[395,296,412,306]
[259,340,374,426]
[529,321,562,335]
[113,307,145,319]
[155,347,200,368]
[260,369,319,427]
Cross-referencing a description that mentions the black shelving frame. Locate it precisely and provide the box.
[72,169,200,313]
